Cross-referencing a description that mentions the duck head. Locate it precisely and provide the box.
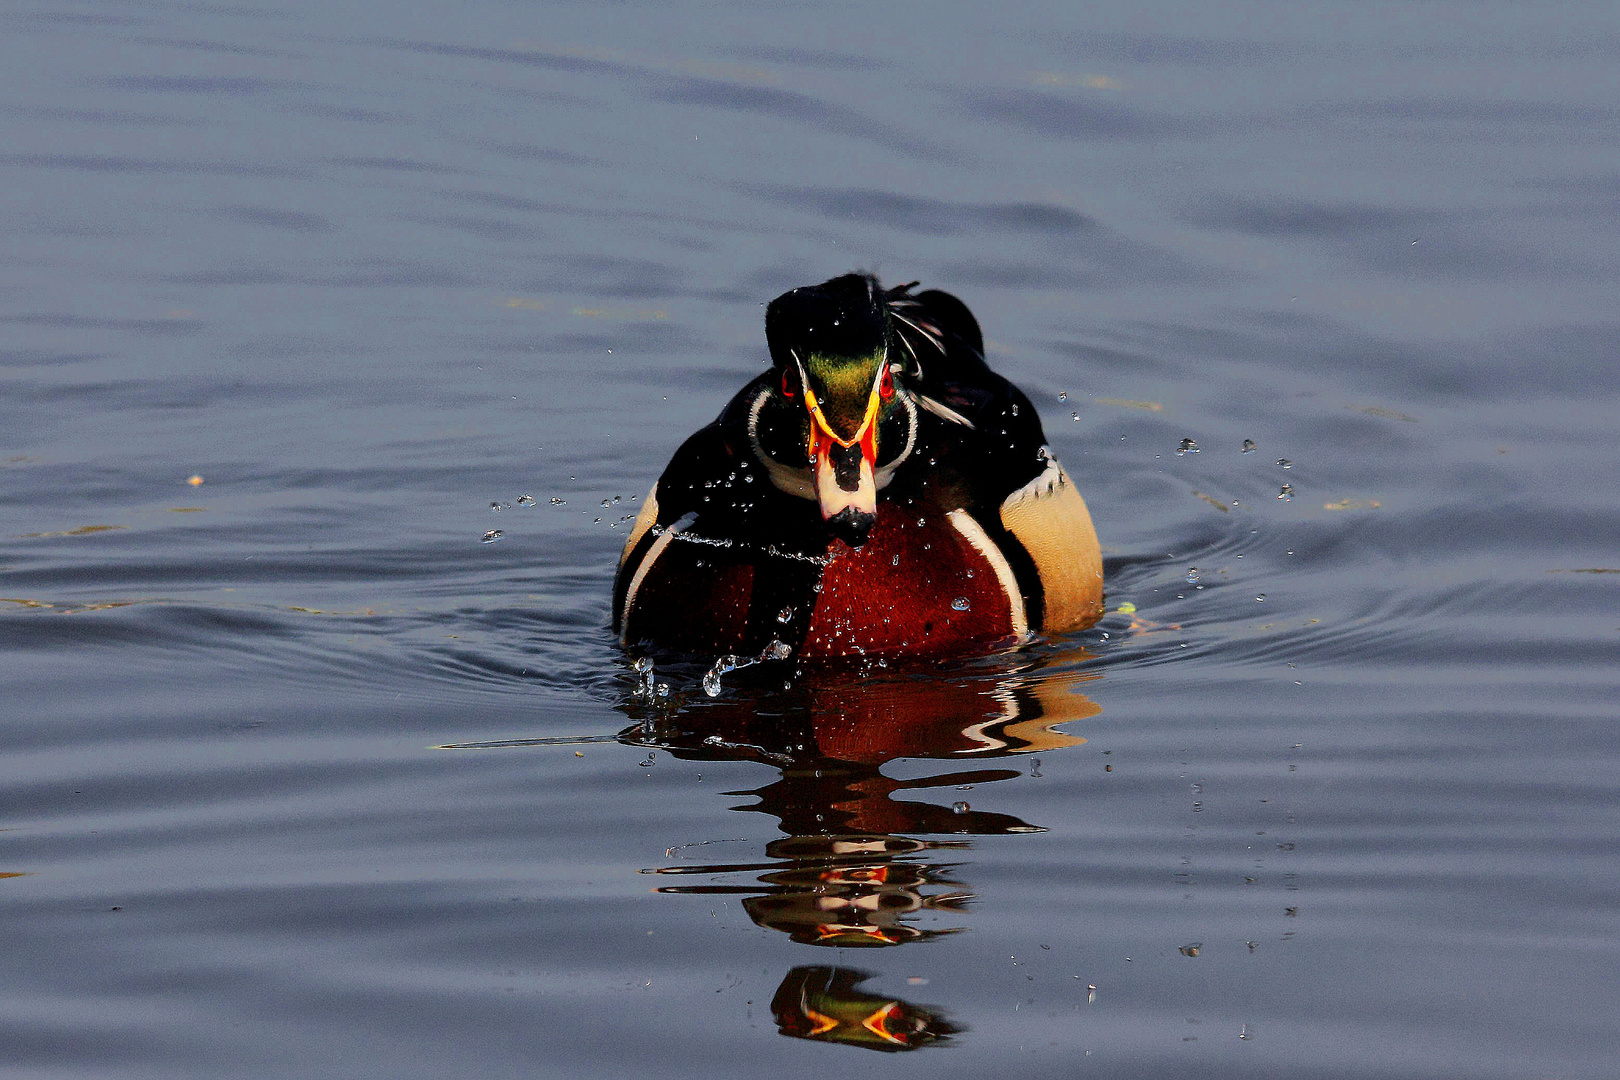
[765,274,901,547]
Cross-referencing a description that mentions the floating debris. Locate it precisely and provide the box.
[1180,943,1202,957]
[1095,397,1163,412]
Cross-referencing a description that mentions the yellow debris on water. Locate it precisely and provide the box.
[1095,397,1163,412]
[187,475,204,486]
[1116,602,1137,613]
[1192,490,1230,512]
[1324,499,1381,511]
[1354,405,1419,423]
[16,525,125,538]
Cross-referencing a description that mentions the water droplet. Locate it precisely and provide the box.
[890,554,900,566]
[516,494,535,506]
[759,639,792,661]
[549,496,565,505]
[1186,567,1200,584]
[1058,391,1068,401]
[1278,484,1294,501]
[777,607,793,624]
[1276,459,1292,469]
[633,656,655,697]
[1180,943,1202,957]
[952,801,970,814]
[601,499,611,508]
[491,501,509,512]
[1241,439,1257,453]
[951,597,970,612]
[1009,403,1019,416]
[701,654,742,698]
[1177,438,1199,454]
[481,530,503,544]
[1072,412,1079,421]
[1256,593,1266,602]
[656,683,670,698]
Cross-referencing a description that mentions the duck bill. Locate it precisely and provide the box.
[811,421,878,547]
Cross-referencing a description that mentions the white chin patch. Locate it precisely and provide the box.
[815,453,876,521]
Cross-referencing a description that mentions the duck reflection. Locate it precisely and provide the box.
[771,966,959,1051]
[617,646,1101,1050]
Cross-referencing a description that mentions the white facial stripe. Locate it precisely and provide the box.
[749,388,816,500]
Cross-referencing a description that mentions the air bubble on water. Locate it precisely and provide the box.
[1278,484,1294,501]
[777,607,793,624]
[516,494,535,506]
[1277,459,1292,469]
[1177,438,1199,454]
[481,530,503,543]
[601,499,610,508]
[1186,567,1200,585]
[1241,439,1257,454]
[638,754,655,768]
[951,597,970,612]
[952,801,970,814]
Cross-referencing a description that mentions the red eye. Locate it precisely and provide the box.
[780,368,798,398]
[879,366,895,401]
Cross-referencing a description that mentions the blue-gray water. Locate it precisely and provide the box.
[4,2,1619,1076]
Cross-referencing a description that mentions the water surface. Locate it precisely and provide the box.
[3,2,1619,1077]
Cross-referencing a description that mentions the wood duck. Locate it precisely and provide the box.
[613,272,1103,660]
